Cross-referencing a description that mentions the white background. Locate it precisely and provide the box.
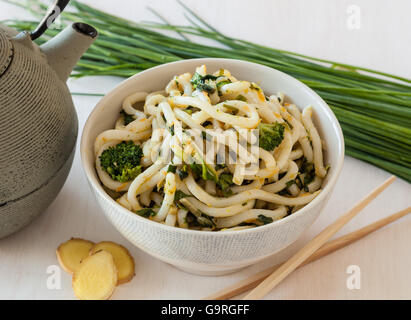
[0,0,410,299]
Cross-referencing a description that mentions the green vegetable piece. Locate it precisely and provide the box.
[197,213,216,228]
[120,110,135,126]
[183,105,200,115]
[191,72,217,93]
[215,164,227,171]
[167,165,177,173]
[236,94,247,102]
[216,79,232,89]
[99,141,143,182]
[258,214,273,225]
[300,159,316,191]
[258,122,285,151]
[286,180,296,188]
[177,165,189,180]
[217,173,234,196]
[169,124,175,136]
[174,190,192,203]
[223,104,239,115]
[136,208,157,218]
[190,162,217,182]
[250,83,261,91]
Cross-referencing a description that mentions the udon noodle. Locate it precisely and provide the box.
[95,65,327,231]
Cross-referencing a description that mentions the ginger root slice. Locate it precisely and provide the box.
[56,238,95,274]
[90,241,135,284]
[72,250,117,300]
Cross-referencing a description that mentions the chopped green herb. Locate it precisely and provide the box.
[136,208,157,218]
[183,105,200,115]
[167,165,177,173]
[258,122,285,151]
[236,94,247,102]
[223,104,239,115]
[215,164,227,170]
[177,165,189,180]
[120,110,135,126]
[258,214,273,225]
[278,188,291,196]
[284,119,294,130]
[169,124,175,136]
[217,173,234,196]
[190,162,217,182]
[216,79,232,89]
[191,72,217,93]
[286,180,296,188]
[197,213,216,228]
[294,175,304,189]
[174,190,191,201]
[278,172,287,180]
[250,83,261,91]
[300,159,316,190]
[216,79,232,96]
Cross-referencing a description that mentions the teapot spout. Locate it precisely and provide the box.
[40,23,98,82]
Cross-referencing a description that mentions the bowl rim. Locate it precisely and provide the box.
[80,58,345,237]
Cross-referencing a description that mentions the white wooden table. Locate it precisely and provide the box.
[0,0,410,300]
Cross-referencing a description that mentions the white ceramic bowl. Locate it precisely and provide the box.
[81,58,344,276]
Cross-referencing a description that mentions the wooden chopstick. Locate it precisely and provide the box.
[242,175,396,300]
[204,205,411,300]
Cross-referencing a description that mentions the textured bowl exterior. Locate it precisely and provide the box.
[91,184,329,274]
[81,58,344,275]
[0,29,77,238]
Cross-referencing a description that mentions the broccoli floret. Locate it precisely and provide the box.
[258,122,285,151]
[99,141,143,182]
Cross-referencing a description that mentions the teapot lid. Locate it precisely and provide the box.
[0,31,14,77]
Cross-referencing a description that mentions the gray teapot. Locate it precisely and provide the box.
[0,0,97,238]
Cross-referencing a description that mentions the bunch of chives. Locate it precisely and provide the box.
[3,0,410,182]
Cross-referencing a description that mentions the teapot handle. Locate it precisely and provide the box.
[30,0,71,40]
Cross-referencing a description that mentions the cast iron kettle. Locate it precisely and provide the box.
[0,0,97,238]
